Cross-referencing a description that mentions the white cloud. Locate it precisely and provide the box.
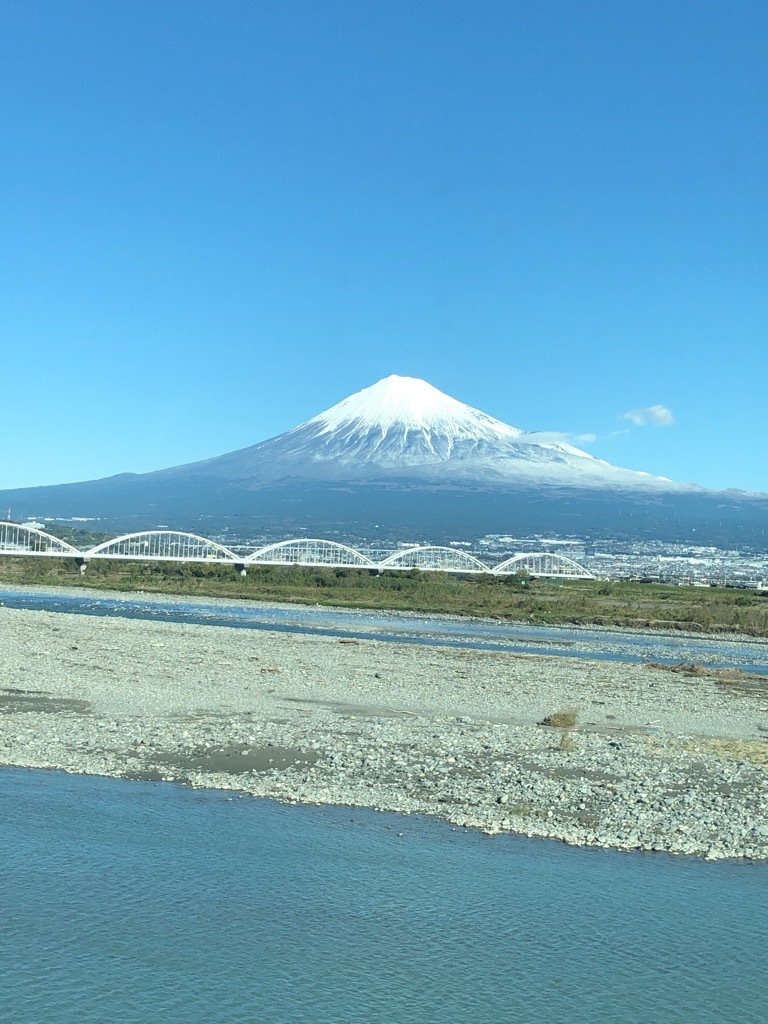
[621,404,675,427]
[523,431,597,446]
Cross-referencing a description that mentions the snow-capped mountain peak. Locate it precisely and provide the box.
[304,374,523,443]
[165,373,684,492]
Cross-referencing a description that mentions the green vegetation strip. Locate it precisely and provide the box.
[1,556,767,637]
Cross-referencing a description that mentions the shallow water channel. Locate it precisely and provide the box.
[2,582,767,673]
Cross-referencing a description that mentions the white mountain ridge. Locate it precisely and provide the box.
[166,374,685,491]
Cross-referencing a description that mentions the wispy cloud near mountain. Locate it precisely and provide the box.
[522,431,598,446]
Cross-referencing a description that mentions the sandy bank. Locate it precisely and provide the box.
[2,605,767,859]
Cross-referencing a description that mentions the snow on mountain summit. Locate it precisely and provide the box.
[305,374,523,444]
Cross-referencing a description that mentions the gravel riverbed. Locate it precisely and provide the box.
[2,605,768,860]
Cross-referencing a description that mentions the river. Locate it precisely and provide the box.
[1,582,767,672]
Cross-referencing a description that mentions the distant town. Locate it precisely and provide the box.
[469,534,768,588]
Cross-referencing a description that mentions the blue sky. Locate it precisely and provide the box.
[2,0,766,492]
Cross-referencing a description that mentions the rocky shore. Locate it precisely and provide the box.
[2,604,768,860]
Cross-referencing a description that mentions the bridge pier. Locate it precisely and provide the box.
[234,563,247,577]
[74,556,89,575]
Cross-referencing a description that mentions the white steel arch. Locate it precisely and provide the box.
[494,552,594,579]
[379,546,491,573]
[0,522,80,557]
[0,525,596,580]
[86,531,240,563]
[247,538,374,567]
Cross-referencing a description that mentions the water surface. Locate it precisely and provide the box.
[2,767,766,1024]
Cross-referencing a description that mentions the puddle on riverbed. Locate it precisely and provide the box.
[279,696,419,719]
[0,688,91,715]
[128,743,319,781]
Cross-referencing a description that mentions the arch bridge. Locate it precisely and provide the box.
[0,522,80,557]
[0,523,594,579]
[494,552,595,580]
[246,538,374,567]
[379,546,491,573]
[87,531,240,563]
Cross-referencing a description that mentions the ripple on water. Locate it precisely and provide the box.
[2,767,767,1024]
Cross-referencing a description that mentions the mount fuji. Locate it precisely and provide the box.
[155,374,679,491]
[2,375,766,545]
